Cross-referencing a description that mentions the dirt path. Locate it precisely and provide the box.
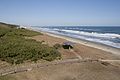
[70,49,83,59]
[1,58,120,77]
[100,60,120,62]
[0,58,80,76]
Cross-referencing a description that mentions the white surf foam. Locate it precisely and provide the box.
[61,29,120,39]
[30,27,120,48]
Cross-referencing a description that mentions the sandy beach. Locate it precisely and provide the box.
[28,29,120,60]
[44,31,120,55]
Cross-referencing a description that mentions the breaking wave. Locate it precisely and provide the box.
[31,26,120,48]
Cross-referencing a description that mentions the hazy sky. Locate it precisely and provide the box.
[0,0,120,26]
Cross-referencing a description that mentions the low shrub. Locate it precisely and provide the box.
[0,23,61,64]
[53,43,61,49]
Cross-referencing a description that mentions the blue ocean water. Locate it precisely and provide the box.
[31,26,120,48]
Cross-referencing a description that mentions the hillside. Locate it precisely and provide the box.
[0,22,61,64]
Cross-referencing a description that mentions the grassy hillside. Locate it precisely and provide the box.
[0,22,61,64]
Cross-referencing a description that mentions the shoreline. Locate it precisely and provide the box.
[27,27,120,56]
[42,31,120,56]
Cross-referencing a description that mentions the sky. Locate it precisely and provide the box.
[0,0,120,26]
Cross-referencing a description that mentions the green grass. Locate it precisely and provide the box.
[12,28,42,37]
[0,22,61,64]
[0,75,16,80]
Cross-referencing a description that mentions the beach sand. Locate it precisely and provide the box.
[29,31,120,60]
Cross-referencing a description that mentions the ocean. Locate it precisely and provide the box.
[31,26,120,48]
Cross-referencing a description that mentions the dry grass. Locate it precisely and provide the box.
[10,61,120,80]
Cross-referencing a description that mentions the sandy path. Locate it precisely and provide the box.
[70,49,83,59]
[11,59,120,80]
[2,58,120,76]
[0,59,80,76]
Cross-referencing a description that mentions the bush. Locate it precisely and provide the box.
[0,23,61,64]
[53,43,61,49]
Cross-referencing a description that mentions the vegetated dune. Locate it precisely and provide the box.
[0,22,61,65]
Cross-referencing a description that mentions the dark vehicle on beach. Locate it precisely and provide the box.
[62,42,74,49]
